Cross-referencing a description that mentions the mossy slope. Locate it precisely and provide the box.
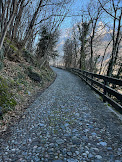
[0,40,56,131]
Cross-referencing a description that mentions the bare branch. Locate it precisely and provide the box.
[35,16,52,26]
[98,0,119,20]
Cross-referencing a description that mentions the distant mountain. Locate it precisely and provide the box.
[101,33,111,41]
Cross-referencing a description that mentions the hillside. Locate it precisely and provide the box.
[0,39,56,132]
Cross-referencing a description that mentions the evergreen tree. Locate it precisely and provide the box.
[36,26,59,65]
[36,26,50,59]
[78,21,90,70]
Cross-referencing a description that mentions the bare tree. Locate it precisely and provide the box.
[98,0,122,77]
[0,0,17,50]
[23,0,45,44]
[63,39,73,68]
[12,0,30,40]
[77,19,90,70]
[72,26,78,68]
[99,39,112,75]
[87,0,103,71]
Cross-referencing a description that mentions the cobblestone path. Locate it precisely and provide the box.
[0,67,122,162]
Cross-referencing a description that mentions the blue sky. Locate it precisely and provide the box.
[56,0,122,58]
[57,0,90,56]
[60,0,90,29]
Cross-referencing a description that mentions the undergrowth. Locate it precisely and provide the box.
[0,38,55,122]
[0,76,17,114]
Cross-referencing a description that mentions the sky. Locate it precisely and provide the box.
[56,0,122,62]
[56,0,90,58]
[60,0,90,29]
[61,0,122,29]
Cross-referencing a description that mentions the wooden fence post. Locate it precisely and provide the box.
[103,80,107,102]
[91,74,93,87]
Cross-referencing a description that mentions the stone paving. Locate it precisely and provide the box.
[0,67,122,162]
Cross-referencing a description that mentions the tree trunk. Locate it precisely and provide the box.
[79,55,82,69]
[12,0,25,39]
[107,9,122,76]
[99,39,112,75]
[0,0,17,50]
[90,36,93,72]
[116,64,122,79]
[23,0,43,44]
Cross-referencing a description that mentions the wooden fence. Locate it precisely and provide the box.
[67,68,122,114]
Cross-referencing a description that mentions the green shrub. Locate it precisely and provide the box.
[0,47,4,71]
[10,44,17,51]
[17,71,25,80]
[23,49,34,64]
[27,66,33,72]
[4,37,11,44]
[28,69,41,82]
[0,62,4,71]
[8,79,19,88]
[0,76,17,114]
[0,47,4,60]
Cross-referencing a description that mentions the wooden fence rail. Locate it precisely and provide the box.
[67,68,122,114]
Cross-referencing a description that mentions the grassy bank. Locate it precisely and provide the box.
[0,39,56,132]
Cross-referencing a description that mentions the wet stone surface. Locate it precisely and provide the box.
[0,67,122,162]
